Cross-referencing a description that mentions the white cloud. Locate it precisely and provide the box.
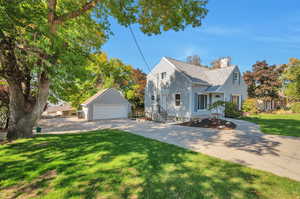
[253,34,300,44]
[199,25,245,36]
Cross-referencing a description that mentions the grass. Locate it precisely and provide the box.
[242,114,300,137]
[0,130,300,199]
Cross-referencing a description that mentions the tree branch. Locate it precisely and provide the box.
[16,44,52,63]
[48,0,57,31]
[55,0,101,24]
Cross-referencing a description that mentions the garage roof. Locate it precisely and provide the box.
[81,88,127,106]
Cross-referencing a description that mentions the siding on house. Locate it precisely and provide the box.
[145,58,192,118]
[145,57,248,120]
[219,67,248,109]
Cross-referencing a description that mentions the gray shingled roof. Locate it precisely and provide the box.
[81,88,108,105]
[165,57,210,84]
[164,57,236,91]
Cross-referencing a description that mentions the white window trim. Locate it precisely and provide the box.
[196,93,208,111]
[231,94,241,110]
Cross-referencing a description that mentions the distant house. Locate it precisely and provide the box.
[43,103,76,117]
[81,88,131,121]
[145,57,248,121]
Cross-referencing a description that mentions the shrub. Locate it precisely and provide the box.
[224,102,242,118]
[291,102,300,113]
[274,109,292,114]
[242,98,259,115]
[209,101,242,118]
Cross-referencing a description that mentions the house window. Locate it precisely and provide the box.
[197,94,207,110]
[151,95,155,101]
[231,95,240,109]
[161,72,167,80]
[233,72,239,81]
[175,94,181,106]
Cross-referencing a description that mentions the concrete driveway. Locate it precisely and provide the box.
[38,118,300,181]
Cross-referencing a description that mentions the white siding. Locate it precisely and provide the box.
[145,58,192,119]
[82,106,89,120]
[219,67,248,105]
[83,88,130,121]
[93,104,128,120]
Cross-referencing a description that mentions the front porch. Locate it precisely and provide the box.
[191,92,225,118]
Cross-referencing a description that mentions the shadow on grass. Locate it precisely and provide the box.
[0,130,299,199]
[243,117,300,137]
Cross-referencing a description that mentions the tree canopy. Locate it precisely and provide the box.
[282,58,300,101]
[1,0,208,139]
[243,61,284,100]
[51,52,146,109]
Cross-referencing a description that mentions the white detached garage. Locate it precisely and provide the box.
[81,88,131,121]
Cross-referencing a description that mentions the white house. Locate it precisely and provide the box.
[144,57,248,121]
[81,88,131,121]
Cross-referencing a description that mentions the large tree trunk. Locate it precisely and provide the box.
[7,113,36,140]
[6,74,50,141]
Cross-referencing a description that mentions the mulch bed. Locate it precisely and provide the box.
[178,118,236,130]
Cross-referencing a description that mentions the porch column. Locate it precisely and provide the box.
[209,93,212,105]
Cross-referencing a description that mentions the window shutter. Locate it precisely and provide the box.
[194,93,198,112]
[239,73,241,85]
[241,95,243,109]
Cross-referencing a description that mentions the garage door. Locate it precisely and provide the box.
[93,104,128,120]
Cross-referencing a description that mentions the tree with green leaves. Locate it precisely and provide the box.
[0,0,208,140]
[282,58,300,101]
[52,53,136,109]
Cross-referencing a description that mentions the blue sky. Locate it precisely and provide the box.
[102,0,300,73]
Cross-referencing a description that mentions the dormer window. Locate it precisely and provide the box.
[161,72,167,80]
[233,72,239,81]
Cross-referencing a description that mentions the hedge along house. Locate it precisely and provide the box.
[145,57,248,121]
[81,88,131,121]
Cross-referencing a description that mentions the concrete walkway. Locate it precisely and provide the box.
[38,118,300,181]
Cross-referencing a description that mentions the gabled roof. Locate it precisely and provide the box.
[81,89,109,105]
[81,88,127,106]
[165,57,210,84]
[164,57,236,91]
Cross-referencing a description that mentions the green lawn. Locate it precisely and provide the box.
[242,114,300,137]
[0,130,300,199]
